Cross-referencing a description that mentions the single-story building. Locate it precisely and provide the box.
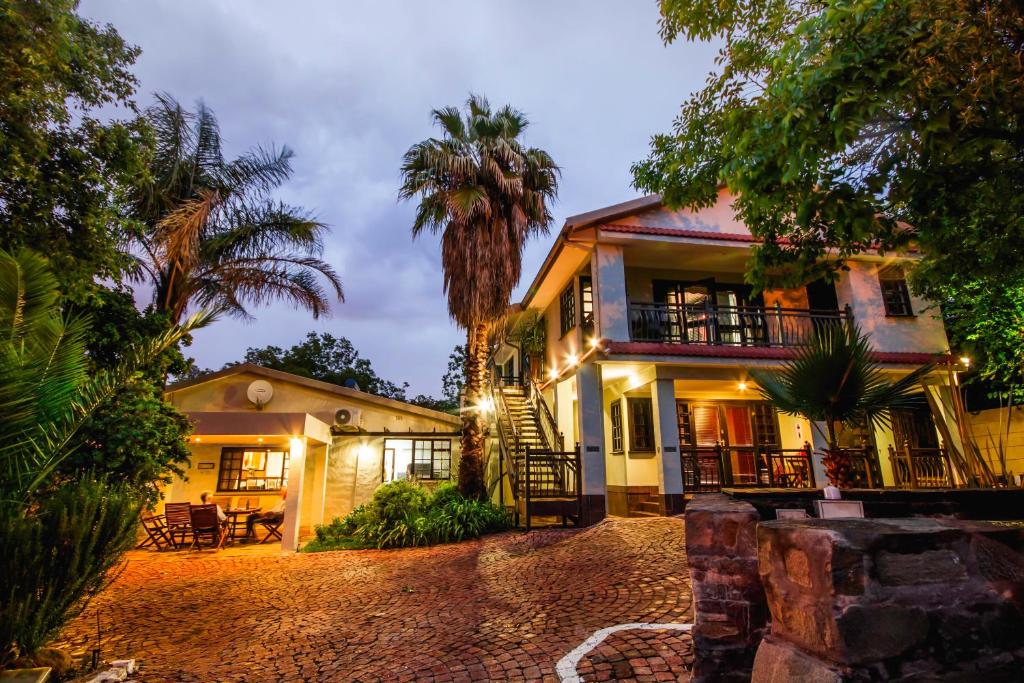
[163,364,462,550]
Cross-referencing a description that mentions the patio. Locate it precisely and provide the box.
[57,517,692,682]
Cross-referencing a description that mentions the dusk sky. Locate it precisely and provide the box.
[79,1,717,397]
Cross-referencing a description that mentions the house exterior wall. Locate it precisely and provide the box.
[835,259,948,354]
[966,407,1024,481]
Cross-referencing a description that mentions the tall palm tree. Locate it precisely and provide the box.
[749,322,931,486]
[129,93,343,324]
[399,95,559,498]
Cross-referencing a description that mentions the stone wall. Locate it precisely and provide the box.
[753,518,1024,681]
[684,494,768,682]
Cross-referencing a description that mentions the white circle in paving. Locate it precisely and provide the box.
[555,622,693,683]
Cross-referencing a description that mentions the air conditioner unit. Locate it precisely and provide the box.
[333,407,362,432]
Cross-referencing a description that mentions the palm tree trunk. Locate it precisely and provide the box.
[458,322,489,499]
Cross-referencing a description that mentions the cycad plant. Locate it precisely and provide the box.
[0,249,205,665]
[750,322,932,486]
[129,93,343,323]
[399,95,559,498]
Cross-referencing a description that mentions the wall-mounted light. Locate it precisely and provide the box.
[589,337,601,349]
[567,353,579,366]
[548,368,559,380]
[959,356,971,368]
[738,381,748,391]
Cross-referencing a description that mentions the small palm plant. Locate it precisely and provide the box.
[749,322,932,487]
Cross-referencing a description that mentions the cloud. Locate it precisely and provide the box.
[79,0,716,395]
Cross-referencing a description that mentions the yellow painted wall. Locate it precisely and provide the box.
[966,407,1024,481]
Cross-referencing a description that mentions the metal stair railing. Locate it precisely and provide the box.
[526,377,563,451]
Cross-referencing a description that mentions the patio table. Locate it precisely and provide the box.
[224,508,261,541]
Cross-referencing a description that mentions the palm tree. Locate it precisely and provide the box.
[129,93,343,324]
[749,322,932,486]
[399,95,559,498]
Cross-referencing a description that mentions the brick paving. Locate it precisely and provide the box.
[58,517,692,682]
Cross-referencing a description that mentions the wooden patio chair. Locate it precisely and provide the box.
[189,504,226,550]
[137,514,173,550]
[257,515,284,544]
[163,502,193,549]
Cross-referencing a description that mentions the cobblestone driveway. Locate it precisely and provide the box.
[59,517,692,682]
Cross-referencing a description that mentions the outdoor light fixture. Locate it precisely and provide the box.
[589,337,601,349]
[567,353,579,366]
[548,368,559,380]
[738,381,748,391]
[960,356,971,367]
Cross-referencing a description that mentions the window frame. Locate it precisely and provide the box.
[559,282,576,337]
[382,438,453,482]
[878,267,915,317]
[610,400,624,453]
[579,276,594,337]
[628,397,655,452]
[217,446,290,493]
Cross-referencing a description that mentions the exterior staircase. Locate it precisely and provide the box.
[490,379,581,529]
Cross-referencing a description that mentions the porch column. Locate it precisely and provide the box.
[577,360,607,525]
[592,244,630,341]
[281,436,307,552]
[651,377,684,514]
[308,444,329,527]
[810,422,829,488]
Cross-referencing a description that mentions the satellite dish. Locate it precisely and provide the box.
[344,378,361,392]
[246,380,274,408]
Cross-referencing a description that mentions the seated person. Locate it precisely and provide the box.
[246,491,287,539]
[199,491,228,528]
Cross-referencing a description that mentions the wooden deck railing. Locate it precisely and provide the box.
[680,443,817,491]
[889,444,957,488]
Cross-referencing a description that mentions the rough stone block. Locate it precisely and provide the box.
[757,517,1024,674]
[751,636,844,683]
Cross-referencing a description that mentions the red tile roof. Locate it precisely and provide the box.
[604,341,946,365]
[602,223,760,242]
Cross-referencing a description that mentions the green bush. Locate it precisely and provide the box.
[0,477,143,666]
[304,480,511,552]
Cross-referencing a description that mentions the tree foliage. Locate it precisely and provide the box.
[635,0,1024,381]
[128,93,343,324]
[0,0,146,301]
[240,332,409,400]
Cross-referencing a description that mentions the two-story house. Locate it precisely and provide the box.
[490,190,961,525]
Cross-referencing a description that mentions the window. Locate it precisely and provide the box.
[217,447,290,492]
[676,401,693,445]
[751,403,780,447]
[878,266,914,317]
[610,401,624,453]
[580,276,594,336]
[628,397,655,451]
[559,283,576,337]
[382,439,452,481]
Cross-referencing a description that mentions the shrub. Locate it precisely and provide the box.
[0,477,143,666]
[304,480,511,552]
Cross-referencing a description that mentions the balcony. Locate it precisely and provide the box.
[628,301,851,347]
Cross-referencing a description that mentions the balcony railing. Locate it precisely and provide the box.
[889,444,957,488]
[628,302,851,347]
[680,444,817,491]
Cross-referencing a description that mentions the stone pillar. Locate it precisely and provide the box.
[651,376,684,514]
[577,359,606,525]
[591,244,630,341]
[281,436,307,552]
[685,494,768,682]
[753,518,1024,681]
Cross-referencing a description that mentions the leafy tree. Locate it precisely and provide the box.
[399,96,559,498]
[441,344,467,407]
[750,323,930,486]
[128,93,344,324]
[240,332,409,400]
[0,0,146,301]
[634,0,1024,382]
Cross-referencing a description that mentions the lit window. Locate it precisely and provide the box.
[628,397,655,451]
[382,439,452,481]
[218,447,290,492]
[878,266,914,317]
[580,276,594,336]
